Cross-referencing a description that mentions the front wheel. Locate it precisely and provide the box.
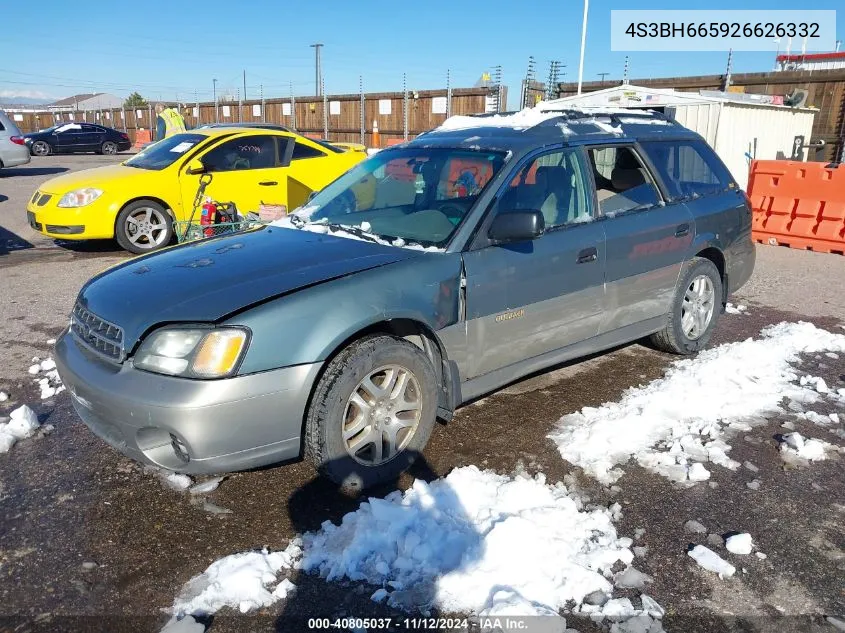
[649,257,723,355]
[31,141,51,156]
[304,335,439,493]
[115,200,173,254]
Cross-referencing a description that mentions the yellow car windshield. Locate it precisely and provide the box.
[125,133,206,171]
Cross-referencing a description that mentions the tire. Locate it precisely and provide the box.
[304,334,439,493]
[100,141,118,155]
[31,141,51,156]
[649,257,723,355]
[115,200,173,254]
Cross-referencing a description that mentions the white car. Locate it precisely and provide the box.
[0,110,32,168]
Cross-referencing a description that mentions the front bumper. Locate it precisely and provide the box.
[54,329,322,474]
[26,191,119,240]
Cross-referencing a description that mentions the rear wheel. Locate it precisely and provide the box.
[304,335,438,493]
[31,141,51,156]
[650,257,722,355]
[100,141,118,155]
[115,200,173,254]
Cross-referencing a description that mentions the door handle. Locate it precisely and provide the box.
[577,246,598,264]
[675,224,690,237]
[259,181,278,186]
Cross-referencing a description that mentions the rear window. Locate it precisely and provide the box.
[640,140,735,200]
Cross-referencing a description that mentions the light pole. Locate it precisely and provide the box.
[577,0,589,95]
[213,78,218,122]
[310,43,323,96]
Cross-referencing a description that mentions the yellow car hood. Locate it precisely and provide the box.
[39,164,155,194]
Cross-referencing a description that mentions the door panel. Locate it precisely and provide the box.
[600,203,693,333]
[463,223,607,378]
[462,147,606,380]
[178,134,286,219]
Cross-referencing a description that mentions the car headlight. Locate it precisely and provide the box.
[133,326,250,378]
[57,188,104,208]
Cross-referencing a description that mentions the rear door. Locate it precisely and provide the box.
[179,133,284,217]
[462,147,606,379]
[87,124,108,150]
[585,143,694,334]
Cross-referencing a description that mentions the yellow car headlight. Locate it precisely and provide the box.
[133,326,250,379]
[57,188,104,208]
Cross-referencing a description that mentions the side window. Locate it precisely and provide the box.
[202,135,277,172]
[586,146,661,216]
[640,140,734,200]
[291,142,326,160]
[495,148,593,229]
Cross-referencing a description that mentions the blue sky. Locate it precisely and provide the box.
[1,0,842,108]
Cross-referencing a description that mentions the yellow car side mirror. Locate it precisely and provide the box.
[185,159,205,175]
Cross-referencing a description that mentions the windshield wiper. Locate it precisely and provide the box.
[324,222,382,244]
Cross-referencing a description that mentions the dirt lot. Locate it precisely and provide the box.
[1,155,845,633]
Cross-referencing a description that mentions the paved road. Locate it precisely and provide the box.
[1,156,844,632]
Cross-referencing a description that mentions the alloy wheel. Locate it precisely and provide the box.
[681,275,715,340]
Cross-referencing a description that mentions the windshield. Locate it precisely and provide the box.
[124,133,206,170]
[296,147,507,248]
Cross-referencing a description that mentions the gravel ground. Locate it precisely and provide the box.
[1,155,844,633]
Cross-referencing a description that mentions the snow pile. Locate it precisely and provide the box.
[687,545,736,578]
[725,533,753,555]
[549,322,845,484]
[172,547,300,618]
[169,466,655,623]
[437,108,562,132]
[300,466,633,615]
[0,405,40,453]
[779,432,833,461]
[725,303,748,315]
[27,357,64,400]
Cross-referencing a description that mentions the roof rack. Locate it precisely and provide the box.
[536,107,676,128]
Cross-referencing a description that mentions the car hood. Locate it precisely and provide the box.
[78,226,424,351]
[38,164,153,194]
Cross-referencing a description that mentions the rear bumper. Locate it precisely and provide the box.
[1,144,31,167]
[54,329,322,474]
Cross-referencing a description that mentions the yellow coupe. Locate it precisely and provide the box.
[26,127,366,253]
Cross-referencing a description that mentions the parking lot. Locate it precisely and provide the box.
[2,154,845,633]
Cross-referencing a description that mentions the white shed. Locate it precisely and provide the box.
[541,85,817,190]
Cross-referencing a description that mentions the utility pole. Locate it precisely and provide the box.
[598,72,609,85]
[577,0,589,95]
[623,56,630,85]
[243,69,247,102]
[310,43,323,97]
[723,48,734,91]
[212,78,218,123]
[523,55,536,108]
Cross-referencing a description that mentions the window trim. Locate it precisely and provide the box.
[291,140,328,160]
[583,142,667,219]
[467,144,599,250]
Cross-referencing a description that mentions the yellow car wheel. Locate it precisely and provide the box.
[115,200,174,254]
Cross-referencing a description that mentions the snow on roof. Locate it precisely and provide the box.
[436,107,563,132]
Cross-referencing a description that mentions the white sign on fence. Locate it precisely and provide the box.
[431,96,447,114]
[120,111,125,119]
[13,114,23,121]
[136,109,143,119]
[105,111,111,119]
[282,103,292,116]
[192,107,199,117]
[252,104,261,116]
[222,105,231,117]
[329,101,341,115]
[378,99,392,115]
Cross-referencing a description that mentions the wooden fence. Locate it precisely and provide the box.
[9,87,496,147]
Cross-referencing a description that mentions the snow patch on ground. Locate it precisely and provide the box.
[725,303,748,315]
[0,405,40,453]
[779,432,833,462]
[168,466,658,624]
[688,545,736,578]
[725,533,753,555]
[548,322,845,484]
[26,357,64,400]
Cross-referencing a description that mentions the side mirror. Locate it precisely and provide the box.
[488,210,545,244]
[185,158,205,175]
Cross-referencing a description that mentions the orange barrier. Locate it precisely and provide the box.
[747,159,845,255]
[133,129,151,149]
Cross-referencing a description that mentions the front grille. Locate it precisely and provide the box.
[37,194,52,206]
[71,302,125,362]
[31,191,40,203]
